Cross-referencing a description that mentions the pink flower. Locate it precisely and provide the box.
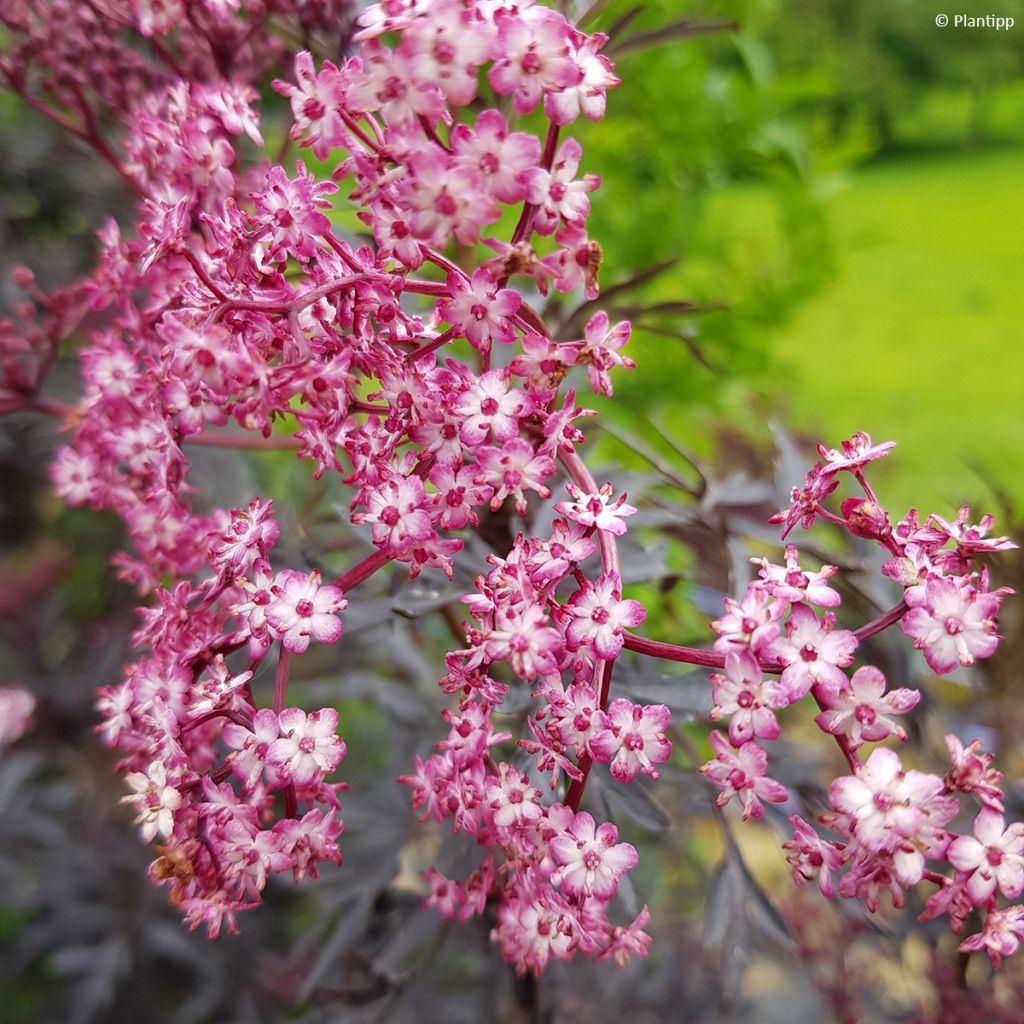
[439,269,521,351]
[828,748,957,865]
[267,707,346,787]
[574,311,634,397]
[398,1,491,106]
[210,498,279,578]
[928,505,1017,556]
[523,137,599,234]
[250,162,336,264]
[814,665,920,748]
[544,30,620,125]
[700,733,788,820]
[346,39,446,127]
[455,369,531,446]
[782,815,846,898]
[549,811,638,900]
[122,760,183,842]
[815,432,896,475]
[0,687,36,744]
[711,584,786,655]
[541,222,603,299]
[475,438,555,514]
[565,573,646,660]
[901,576,1002,675]
[224,708,282,792]
[769,462,840,538]
[485,763,545,832]
[353,473,434,552]
[710,649,786,746]
[959,906,1024,968]
[753,545,841,607]
[273,51,347,159]
[554,481,637,536]
[597,906,653,968]
[450,109,540,204]
[590,699,671,782]
[266,570,347,654]
[765,604,857,701]
[947,808,1024,905]
[488,7,580,115]
[945,734,1004,811]
[483,603,563,681]
[400,144,500,247]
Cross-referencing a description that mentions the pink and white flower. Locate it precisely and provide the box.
[947,808,1024,905]
[549,811,638,900]
[814,665,920,748]
[590,699,671,782]
[700,733,788,820]
[901,576,1002,675]
[266,570,347,654]
[267,707,346,787]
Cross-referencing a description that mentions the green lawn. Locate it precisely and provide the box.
[771,146,1024,514]
[643,144,1024,517]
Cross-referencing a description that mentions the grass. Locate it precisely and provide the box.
[771,144,1024,514]
[618,139,1024,518]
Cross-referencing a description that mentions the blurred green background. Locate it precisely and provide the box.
[578,0,1024,515]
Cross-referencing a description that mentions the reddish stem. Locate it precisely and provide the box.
[557,450,621,809]
[334,547,394,592]
[509,122,560,248]
[185,431,302,450]
[183,248,229,302]
[853,599,909,643]
[565,658,613,811]
[273,648,292,716]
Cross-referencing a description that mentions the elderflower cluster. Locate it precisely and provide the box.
[701,433,1020,967]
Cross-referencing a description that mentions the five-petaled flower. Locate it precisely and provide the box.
[266,570,347,654]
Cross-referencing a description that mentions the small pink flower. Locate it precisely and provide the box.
[782,815,846,898]
[947,808,1024,905]
[815,432,896,475]
[945,734,1004,811]
[765,604,857,701]
[828,748,957,863]
[711,585,786,656]
[439,268,521,352]
[565,573,646,660]
[450,109,540,204]
[554,481,637,536]
[959,906,1024,968]
[455,369,531,446]
[122,760,183,842]
[267,707,346,787]
[700,733,788,820]
[523,137,599,234]
[266,570,347,654]
[549,810,638,900]
[901,576,1001,675]
[710,648,786,746]
[0,687,36,744]
[928,505,1017,556]
[575,310,634,398]
[753,545,841,607]
[590,699,671,782]
[485,763,545,832]
[814,665,920,748]
[488,7,580,116]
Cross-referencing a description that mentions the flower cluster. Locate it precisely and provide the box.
[0,0,668,973]
[703,434,1020,967]
[4,0,1020,983]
